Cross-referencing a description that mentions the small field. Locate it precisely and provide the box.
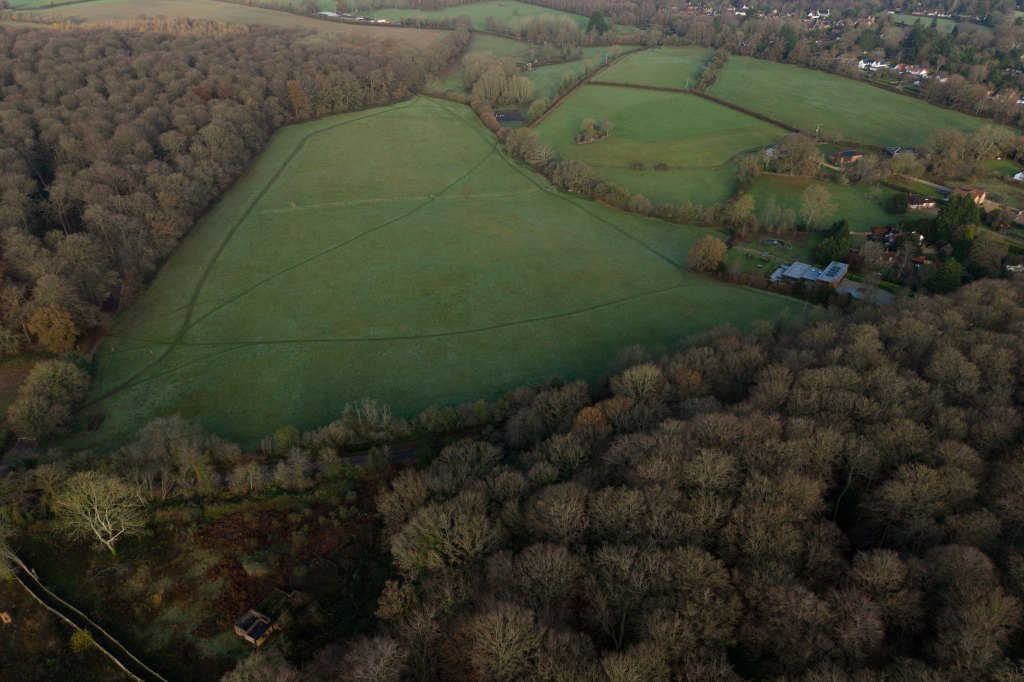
[709,56,1002,147]
[747,175,909,232]
[891,13,991,32]
[593,46,712,89]
[38,0,445,46]
[367,0,587,30]
[535,84,784,206]
[523,48,614,100]
[80,97,800,449]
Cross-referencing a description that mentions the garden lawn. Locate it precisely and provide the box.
[593,46,713,89]
[80,97,801,449]
[367,0,587,30]
[709,56,1002,147]
[748,175,911,232]
[535,84,784,205]
[40,0,445,45]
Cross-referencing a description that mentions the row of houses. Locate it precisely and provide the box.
[857,60,930,78]
[317,11,389,24]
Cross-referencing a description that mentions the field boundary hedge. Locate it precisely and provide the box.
[586,80,890,152]
[527,48,645,129]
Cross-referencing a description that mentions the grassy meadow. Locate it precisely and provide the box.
[891,13,992,32]
[709,56,1001,147]
[367,0,587,30]
[535,85,784,205]
[81,97,801,448]
[38,0,445,45]
[523,47,615,100]
[593,46,712,89]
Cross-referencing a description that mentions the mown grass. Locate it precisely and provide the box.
[368,0,588,30]
[981,158,1022,175]
[709,56,1003,147]
[40,0,445,45]
[79,97,801,449]
[747,175,910,232]
[592,46,712,89]
[535,84,783,205]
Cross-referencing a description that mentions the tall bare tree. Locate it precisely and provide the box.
[55,472,146,556]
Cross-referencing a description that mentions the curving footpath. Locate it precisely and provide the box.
[11,556,168,682]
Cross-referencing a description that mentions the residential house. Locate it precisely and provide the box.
[830,150,863,164]
[952,187,987,205]
[858,59,891,71]
[770,260,849,287]
[895,64,929,78]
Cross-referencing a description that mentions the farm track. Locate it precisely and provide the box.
[92,96,692,402]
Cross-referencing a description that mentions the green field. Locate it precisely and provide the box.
[593,46,712,89]
[709,56,1001,147]
[523,48,614,100]
[748,175,908,232]
[464,33,534,58]
[368,0,587,30]
[891,13,991,32]
[535,84,784,205]
[81,97,801,448]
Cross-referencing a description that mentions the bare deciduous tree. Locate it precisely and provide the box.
[55,472,146,556]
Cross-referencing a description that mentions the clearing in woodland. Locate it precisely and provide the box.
[709,56,1003,147]
[81,97,800,448]
[534,84,785,205]
[38,0,445,45]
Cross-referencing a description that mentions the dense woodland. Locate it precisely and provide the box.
[0,21,469,357]
[321,277,1024,681]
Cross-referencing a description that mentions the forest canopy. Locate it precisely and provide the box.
[348,278,1024,681]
